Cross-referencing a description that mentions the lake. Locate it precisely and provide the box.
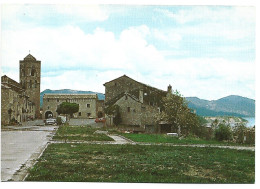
[243,117,255,127]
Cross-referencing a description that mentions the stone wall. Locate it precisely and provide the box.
[115,94,142,126]
[104,75,143,102]
[114,94,159,126]
[1,76,36,126]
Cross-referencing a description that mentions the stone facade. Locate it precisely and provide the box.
[114,93,160,126]
[1,75,35,125]
[1,54,40,125]
[43,94,102,119]
[19,54,41,118]
[104,75,170,127]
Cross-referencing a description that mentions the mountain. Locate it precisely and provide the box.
[185,95,255,117]
[40,89,105,107]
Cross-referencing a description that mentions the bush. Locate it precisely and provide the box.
[214,124,233,141]
[56,117,62,125]
[233,124,255,145]
[233,124,246,143]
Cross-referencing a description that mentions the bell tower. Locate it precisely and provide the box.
[20,53,41,118]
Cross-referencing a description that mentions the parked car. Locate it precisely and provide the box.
[45,118,57,125]
[95,117,106,123]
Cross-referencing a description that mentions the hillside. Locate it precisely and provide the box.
[186,95,255,117]
[40,89,105,107]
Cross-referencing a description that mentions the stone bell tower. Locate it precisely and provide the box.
[19,53,41,118]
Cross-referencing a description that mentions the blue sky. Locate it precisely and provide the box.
[1,4,255,100]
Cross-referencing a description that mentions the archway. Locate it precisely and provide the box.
[45,111,53,119]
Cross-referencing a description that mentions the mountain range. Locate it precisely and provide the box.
[40,89,255,117]
[186,95,255,117]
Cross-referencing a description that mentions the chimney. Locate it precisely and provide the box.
[139,89,144,103]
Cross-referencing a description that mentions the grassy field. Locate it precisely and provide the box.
[120,133,253,146]
[26,143,255,183]
[53,125,113,141]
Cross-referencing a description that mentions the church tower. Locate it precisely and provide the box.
[20,54,41,118]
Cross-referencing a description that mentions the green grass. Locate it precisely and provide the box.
[120,133,252,146]
[53,125,113,141]
[26,143,255,183]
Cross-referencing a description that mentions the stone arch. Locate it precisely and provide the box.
[45,111,53,119]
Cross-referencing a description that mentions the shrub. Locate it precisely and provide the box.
[214,124,233,141]
[233,124,246,143]
[56,117,62,125]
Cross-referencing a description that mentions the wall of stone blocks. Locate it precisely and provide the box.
[105,76,143,102]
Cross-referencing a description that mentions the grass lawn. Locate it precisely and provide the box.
[120,133,253,146]
[26,143,255,183]
[52,125,113,141]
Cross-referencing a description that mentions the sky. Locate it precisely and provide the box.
[1,3,256,100]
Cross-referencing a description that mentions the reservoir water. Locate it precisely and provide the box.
[242,117,255,127]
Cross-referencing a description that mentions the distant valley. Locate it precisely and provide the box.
[40,90,255,117]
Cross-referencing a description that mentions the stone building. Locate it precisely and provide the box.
[104,75,171,130]
[1,75,35,125]
[19,54,41,118]
[1,53,40,125]
[43,94,104,119]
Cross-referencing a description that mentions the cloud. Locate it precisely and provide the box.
[155,6,255,40]
[1,5,255,100]
[1,4,110,31]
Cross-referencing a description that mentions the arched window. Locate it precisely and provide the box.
[21,69,25,77]
[29,80,32,88]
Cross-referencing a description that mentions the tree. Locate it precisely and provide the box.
[214,124,233,141]
[56,102,79,121]
[104,104,122,126]
[157,90,200,136]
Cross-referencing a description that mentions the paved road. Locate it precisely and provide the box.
[1,125,58,181]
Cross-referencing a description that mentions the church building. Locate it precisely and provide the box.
[1,54,41,125]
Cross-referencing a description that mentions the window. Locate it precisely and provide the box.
[125,95,128,100]
[47,99,49,102]
[21,69,25,77]
[31,69,35,76]
[87,113,91,117]
[57,99,59,102]
[78,112,81,116]
[35,80,37,88]
[47,106,49,109]
[127,107,130,112]
[87,104,90,108]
